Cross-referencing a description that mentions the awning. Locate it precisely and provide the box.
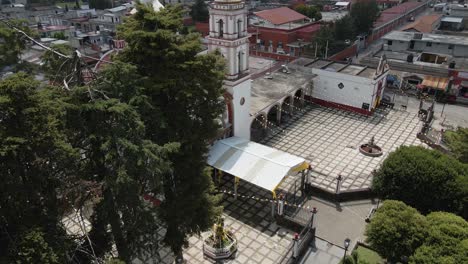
[335,2,350,6]
[421,76,449,91]
[207,137,308,192]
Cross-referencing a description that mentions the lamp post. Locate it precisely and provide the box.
[310,207,318,230]
[343,238,351,262]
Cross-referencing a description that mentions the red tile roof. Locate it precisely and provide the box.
[254,7,308,25]
[401,14,442,33]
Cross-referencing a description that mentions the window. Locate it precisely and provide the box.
[269,40,273,47]
[426,42,432,47]
[218,20,224,38]
[387,40,393,45]
[237,20,242,38]
[448,44,454,50]
[278,42,283,48]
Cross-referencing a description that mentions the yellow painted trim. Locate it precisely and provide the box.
[272,190,276,199]
[235,177,240,185]
[292,161,309,172]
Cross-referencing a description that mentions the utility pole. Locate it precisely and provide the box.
[315,42,318,58]
[325,40,329,59]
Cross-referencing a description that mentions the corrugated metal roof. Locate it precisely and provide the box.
[254,7,308,25]
[207,137,307,192]
[441,17,464,23]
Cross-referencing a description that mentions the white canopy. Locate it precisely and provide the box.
[208,137,308,192]
[335,2,350,7]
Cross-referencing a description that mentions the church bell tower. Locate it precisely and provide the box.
[208,0,251,140]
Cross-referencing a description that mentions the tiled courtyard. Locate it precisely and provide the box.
[148,173,303,264]
[261,103,424,193]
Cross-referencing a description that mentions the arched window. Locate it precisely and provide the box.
[218,19,224,38]
[237,19,242,38]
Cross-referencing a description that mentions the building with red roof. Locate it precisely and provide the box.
[249,7,320,57]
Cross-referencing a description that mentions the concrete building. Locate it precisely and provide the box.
[440,16,465,31]
[382,31,468,57]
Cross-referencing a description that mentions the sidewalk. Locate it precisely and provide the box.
[299,237,345,264]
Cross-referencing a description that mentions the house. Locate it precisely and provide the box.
[440,16,465,31]
[401,14,442,33]
[249,7,321,56]
[382,31,468,57]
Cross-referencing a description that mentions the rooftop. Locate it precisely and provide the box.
[401,14,442,33]
[295,58,379,79]
[383,31,468,46]
[106,5,127,13]
[250,63,315,115]
[254,7,308,25]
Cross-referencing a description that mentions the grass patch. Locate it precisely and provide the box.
[355,246,384,264]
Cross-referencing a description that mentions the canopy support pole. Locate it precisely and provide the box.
[271,191,276,220]
[234,177,239,200]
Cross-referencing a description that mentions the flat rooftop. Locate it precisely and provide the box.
[383,31,468,46]
[373,49,468,69]
[250,67,315,115]
[294,59,378,79]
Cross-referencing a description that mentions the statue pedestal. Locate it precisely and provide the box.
[203,232,237,260]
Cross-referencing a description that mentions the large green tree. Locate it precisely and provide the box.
[190,0,209,22]
[350,0,379,34]
[334,15,356,42]
[365,200,428,263]
[444,127,468,163]
[115,3,225,259]
[409,212,468,264]
[294,4,322,21]
[63,64,177,262]
[0,73,77,263]
[372,146,468,217]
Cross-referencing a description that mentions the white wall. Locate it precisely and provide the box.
[311,69,376,111]
[384,39,409,51]
[227,79,251,140]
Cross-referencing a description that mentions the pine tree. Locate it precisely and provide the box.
[0,73,78,262]
[116,3,224,259]
[64,67,178,262]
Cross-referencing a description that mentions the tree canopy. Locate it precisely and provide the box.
[366,201,468,263]
[0,20,33,69]
[365,200,428,262]
[190,0,209,22]
[372,146,468,218]
[0,73,77,262]
[114,3,225,260]
[334,15,356,42]
[350,0,379,34]
[89,0,113,10]
[444,127,468,163]
[1,4,226,263]
[294,4,322,22]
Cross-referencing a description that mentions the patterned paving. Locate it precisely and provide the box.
[261,103,424,193]
[138,174,300,264]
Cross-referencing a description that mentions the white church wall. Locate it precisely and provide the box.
[311,69,375,111]
[227,80,252,140]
